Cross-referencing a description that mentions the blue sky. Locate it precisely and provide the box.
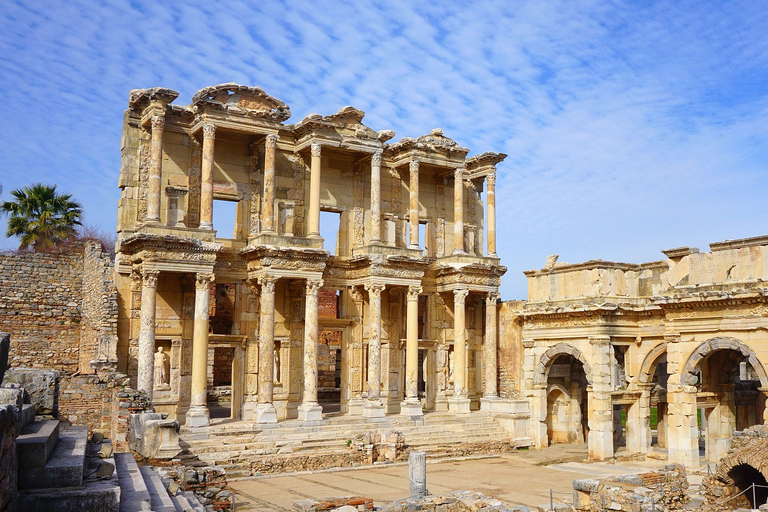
[1,0,767,299]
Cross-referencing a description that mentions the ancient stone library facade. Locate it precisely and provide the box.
[4,83,768,472]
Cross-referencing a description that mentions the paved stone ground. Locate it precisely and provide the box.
[228,444,679,511]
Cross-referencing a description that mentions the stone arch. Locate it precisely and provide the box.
[680,337,768,387]
[638,343,667,384]
[534,343,592,387]
[715,437,768,486]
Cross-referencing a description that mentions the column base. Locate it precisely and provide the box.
[297,402,324,422]
[480,395,501,413]
[448,397,471,415]
[362,400,386,418]
[255,403,278,424]
[400,400,423,418]
[185,406,210,428]
[199,222,213,230]
[347,398,365,416]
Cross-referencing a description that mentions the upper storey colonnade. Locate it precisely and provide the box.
[117,84,504,260]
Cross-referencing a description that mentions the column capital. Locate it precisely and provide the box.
[453,288,469,304]
[265,134,279,148]
[195,272,215,291]
[142,269,159,288]
[364,283,386,298]
[407,285,423,301]
[150,115,165,130]
[454,166,465,180]
[311,143,322,157]
[202,123,216,139]
[372,149,383,166]
[664,332,682,343]
[486,291,500,304]
[258,274,278,294]
[410,160,419,173]
[305,278,324,295]
[486,173,496,186]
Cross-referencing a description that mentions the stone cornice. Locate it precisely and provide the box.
[128,87,179,110]
[389,128,470,157]
[190,83,291,122]
[118,233,220,256]
[523,259,666,277]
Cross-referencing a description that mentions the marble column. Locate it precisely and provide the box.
[146,116,165,223]
[199,123,216,230]
[187,272,214,427]
[298,278,324,422]
[256,275,278,423]
[308,143,322,238]
[363,283,386,417]
[453,167,465,254]
[481,291,500,408]
[370,150,382,243]
[137,269,159,397]
[449,288,471,414]
[486,173,497,257]
[401,285,423,417]
[261,134,278,234]
[408,160,420,249]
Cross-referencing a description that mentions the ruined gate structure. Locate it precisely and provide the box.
[114,84,507,427]
[509,237,768,465]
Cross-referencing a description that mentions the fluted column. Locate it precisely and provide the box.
[370,150,382,243]
[256,275,278,423]
[298,278,324,422]
[483,291,499,398]
[146,116,165,223]
[199,124,216,230]
[308,143,322,238]
[453,167,465,254]
[187,272,214,427]
[363,283,386,417]
[408,160,420,249]
[401,285,423,417]
[262,134,278,233]
[137,270,159,396]
[449,288,471,414]
[486,173,497,257]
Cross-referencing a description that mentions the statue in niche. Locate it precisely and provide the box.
[273,345,281,384]
[154,346,170,389]
[448,349,455,385]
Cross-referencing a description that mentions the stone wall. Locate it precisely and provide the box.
[0,404,20,511]
[573,465,688,512]
[498,301,524,398]
[0,242,123,432]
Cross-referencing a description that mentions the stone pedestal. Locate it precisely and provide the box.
[255,403,278,424]
[400,400,423,418]
[448,397,471,415]
[297,402,323,422]
[185,406,210,428]
[362,401,386,418]
[480,395,501,412]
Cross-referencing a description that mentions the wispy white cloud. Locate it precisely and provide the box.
[1,0,767,298]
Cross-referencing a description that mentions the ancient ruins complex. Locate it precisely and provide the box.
[3,82,768,511]
[114,84,506,426]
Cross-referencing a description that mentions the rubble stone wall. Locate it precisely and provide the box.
[0,405,20,511]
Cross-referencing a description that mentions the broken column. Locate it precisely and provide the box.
[409,450,427,499]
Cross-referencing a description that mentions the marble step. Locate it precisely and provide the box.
[18,425,87,490]
[16,419,60,469]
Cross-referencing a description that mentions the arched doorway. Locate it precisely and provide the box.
[536,349,590,446]
[681,338,768,462]
[638,343,669,455]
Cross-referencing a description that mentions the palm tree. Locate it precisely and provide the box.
[0,183,83,251]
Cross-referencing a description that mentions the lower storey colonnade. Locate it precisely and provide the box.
[130,269,502,427]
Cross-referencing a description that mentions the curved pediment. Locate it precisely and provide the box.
[191,83,291,122]
[390,128,469,155]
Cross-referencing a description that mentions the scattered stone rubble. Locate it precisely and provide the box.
[573,464,688,512]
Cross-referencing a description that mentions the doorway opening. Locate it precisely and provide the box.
[209,346,234,419]
[545,354,588,446]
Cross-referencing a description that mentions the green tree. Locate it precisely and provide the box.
[0,183,83,251]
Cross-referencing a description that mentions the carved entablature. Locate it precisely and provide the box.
[523,311,606,330]
[191,83,291,122]
[128,87,180,110]
[323,254,427,283]
[465,151,507,180]
[291,106,389,151]
[431,262,506,291]
[118,233,219,272]
[241,246,329,274]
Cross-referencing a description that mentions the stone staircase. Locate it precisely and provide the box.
[181,411,514,479]
[15,415,206,511]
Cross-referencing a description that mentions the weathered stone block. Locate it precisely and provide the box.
[4,368,60,416]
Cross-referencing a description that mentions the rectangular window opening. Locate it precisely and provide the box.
[213,199,238,239]
[319,210,341,255]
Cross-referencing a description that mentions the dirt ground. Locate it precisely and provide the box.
[228,444,678,511]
